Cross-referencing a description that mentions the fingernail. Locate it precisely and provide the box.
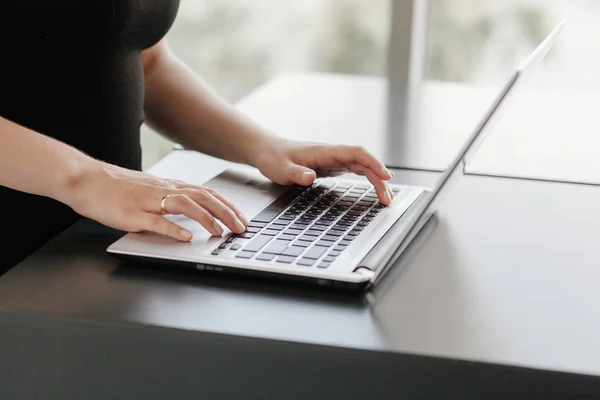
[238,213,249,226]
[383,190,392,204]
[301,171,313,184]
[181,230,192,240]
[234,218,246,233]
[382,166,393,179]
[213,221,223,236]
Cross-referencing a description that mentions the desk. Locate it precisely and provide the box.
[2,149,600,399]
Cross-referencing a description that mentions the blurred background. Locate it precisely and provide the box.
[142,0,595,172]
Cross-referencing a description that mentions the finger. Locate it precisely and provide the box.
[201,188,249,227]
[287,163,317,186]
[348,164,367,176]
[186,189,246,234]
[164,194,224,236]
[330,146,393,181]
[173,184,249,226]
[364,169,394,206]
[141,213,193,242]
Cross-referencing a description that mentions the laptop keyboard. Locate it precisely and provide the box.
[211,181,400,269]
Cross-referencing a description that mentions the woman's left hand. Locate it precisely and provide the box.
[249,138,396,205]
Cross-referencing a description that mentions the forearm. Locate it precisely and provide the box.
[0,117,97,205]
[143,50,273,165]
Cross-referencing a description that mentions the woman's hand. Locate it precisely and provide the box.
[249,138,396,205]
[65,162,248,242]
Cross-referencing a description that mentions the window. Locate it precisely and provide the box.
[421,0,600,183]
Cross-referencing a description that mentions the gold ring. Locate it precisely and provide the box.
[160,194,170,215]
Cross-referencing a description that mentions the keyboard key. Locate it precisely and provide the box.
[321,235,338,242]
[336,221,353,227]
[304,246,327,260]
[304,230,322,237]
[252,210,282,224]
[328,250,342,257]
[246,227,261,234]
[333,245,345,252]
[240,232,255,239]
[283,228,303,236]
[319,181,336,188]
[297,258,315,267]
[315,240,333,247]
[273,219,291,226]
[353,225,366,231]
[279,215,295,221]
[263,240,290,255]
[266,224,284,231]
[282,246,305,257]
[235,251,254,259]
[326,230,344,237]
[317,262,331,269]
[323,256,335,263]
[248,221,267,228]
[231,244,242,251]
[244,235,273,252]
[298,235,316,242]
[211,249,222,256]
[256,253,275,261]
[279,234,297,241]
[262,229,280,236]
[315,221,332,227]
[276,256,296,264]
[291,223,309,230]
[343,235,356,242]
[339,240,353,246]
[292,241,310,248]
[310,225,327,232]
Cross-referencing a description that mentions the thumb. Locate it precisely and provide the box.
[288,164,316,186]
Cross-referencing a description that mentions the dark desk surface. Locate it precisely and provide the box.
[2,150,600,399]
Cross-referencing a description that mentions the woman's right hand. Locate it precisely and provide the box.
[65,161,248,241]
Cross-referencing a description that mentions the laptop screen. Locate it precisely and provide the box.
[372,19,566,285]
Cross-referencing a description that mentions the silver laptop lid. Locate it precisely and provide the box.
[371,19,566,285]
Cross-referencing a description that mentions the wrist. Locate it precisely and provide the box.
[52,154,103,209]
[240,128,286,168]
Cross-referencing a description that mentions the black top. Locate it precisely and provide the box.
[0,0,180,273]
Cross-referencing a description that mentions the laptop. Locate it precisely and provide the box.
[108,20,565,291]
